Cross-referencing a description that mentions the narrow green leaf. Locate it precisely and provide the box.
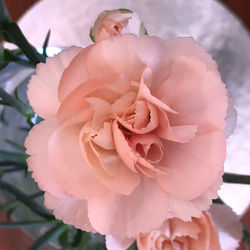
[223,173,250,185]
[0,0,11,23]
[127,242,138,250]
[29,223,67,250]
[0,220,55,228]
[29,191,44,199]
[5,139,26,152]
[42,30,51,57]
[0,179,54,220]
[0,160,27,168]
[212,197,224,205]
[71,229,85,247]
[58,229,70,248]
[0,200,19,212]
[0,150,27,164]
[0,87,34,118]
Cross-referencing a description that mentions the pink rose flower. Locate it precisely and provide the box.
[90,9,143,42]
[25,34,228,238]
[107,212,221,250]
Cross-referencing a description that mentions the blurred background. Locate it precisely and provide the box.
[0,0,250,249]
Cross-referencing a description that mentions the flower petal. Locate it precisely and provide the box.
[154,56,228,131]
[25,118,66,197]
[27,46,82,118]
[44,192,95,232]
[156,131,226,200]
[48,110,106,199]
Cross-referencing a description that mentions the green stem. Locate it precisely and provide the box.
[223,173,250,185]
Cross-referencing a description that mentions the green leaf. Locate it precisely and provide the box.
[0,179,54,220]
[0,0,11,23]
[127,242,138,250]
[0,160,27,168]
[0,87,35,122]
[118,8,133,13]
[5,139,26,152]
[58,229,70,248]
[0,220,55,228]
[71,229,85,247]
[0,200,19,212]
[29,223,67,250]
[89,27,95,42]
[42,29,51,57]
[212,197,224,205]
[140,22,148,35]
[0,150,27,164]
[0,0,44,65]
[223,173,250,185]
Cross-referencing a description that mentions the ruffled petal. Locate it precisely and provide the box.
[57,74,118,120]
[27,46,82,118]
[88,177,173,238]
[80,122,140,195]
[106,235,134,250]
[44,192,95,232]
[25,118,66,197]
[156,131,226,200]
[85,35,166,81]
[154,56,228,131]
[48,110,106,199]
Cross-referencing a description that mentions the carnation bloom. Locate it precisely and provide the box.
[90,9,143,42]
[25,34,228,238]
[106,212,221,250]
[106,204,243,250]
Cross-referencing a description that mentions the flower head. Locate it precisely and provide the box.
[25,34,228,238]
[90,9,145,42]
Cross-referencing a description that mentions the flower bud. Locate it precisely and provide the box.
[90,9,147,42]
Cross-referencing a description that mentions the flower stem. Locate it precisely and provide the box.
[223,173,250,185]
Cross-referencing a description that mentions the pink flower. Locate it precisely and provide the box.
[106,204,243,250]
[25,35,228,238]
[90,9,143,42]
[107,212,221,250]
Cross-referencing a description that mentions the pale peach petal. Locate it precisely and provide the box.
[152,37,219,87]
[58,45,93,102]
[81,122,141,195]
[111,91,137,115]
[91,122,115,150]
[44,192,95,232]
[156,131,226,200]
[86,35,166,81]
[137,68,176,114]
[48,110,106,199]
[117,101,159,134]
[27,46,82,118]
[154,56,227,131]
[85,97,111,130]
[25,118,66,198]
[129,134,164,164]
[189,212,221,250]
[155,108,197,143]
[170,218,200,240]
[106,235,134,250]
[209,204,243,250]
[112,119,138,172]
[57,75,118,120]
[88,177,174,238]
